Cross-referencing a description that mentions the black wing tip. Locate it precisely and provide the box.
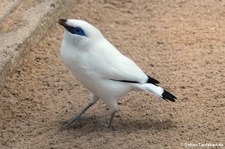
[110,79,139,83]
[147,75,160,85]
[162,90,177,102]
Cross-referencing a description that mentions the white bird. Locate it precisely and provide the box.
[58,19,176,129]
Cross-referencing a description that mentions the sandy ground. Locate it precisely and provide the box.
[1,0,225,148]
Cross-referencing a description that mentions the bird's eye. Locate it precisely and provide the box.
[67,26,86,36]
[75,28,81,33]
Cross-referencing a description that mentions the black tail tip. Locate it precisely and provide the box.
[162,90,176,102]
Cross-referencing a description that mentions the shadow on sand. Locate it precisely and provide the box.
[58,115,176,134]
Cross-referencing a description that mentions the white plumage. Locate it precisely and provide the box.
[58,19,176,129]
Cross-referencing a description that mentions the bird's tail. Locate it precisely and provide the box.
[142,83,176,102]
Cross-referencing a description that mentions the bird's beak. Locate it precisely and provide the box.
[57,19,67,27]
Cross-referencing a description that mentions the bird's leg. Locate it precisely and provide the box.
[63,102,95,126]
[101,100,118,130]
[63,93,99,127]
[104,110,117,130]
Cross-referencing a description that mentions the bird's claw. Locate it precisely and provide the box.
[100,120,115,131]
[61,116,81,129]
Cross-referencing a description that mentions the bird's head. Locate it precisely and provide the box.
[58,19,103,46]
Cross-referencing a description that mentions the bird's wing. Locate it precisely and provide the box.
[92,40,159,84]
[104,55,148,83]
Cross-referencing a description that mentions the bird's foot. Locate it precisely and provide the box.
[61,115,81,129]
[100,120,115,131]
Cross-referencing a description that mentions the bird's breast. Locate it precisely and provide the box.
[60,43,99,85]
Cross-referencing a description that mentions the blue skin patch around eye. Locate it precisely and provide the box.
[66,26,86,36]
